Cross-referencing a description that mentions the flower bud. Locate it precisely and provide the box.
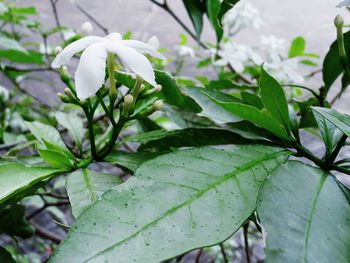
[143,84,162,96]
[147,36,160,50]
[334,15,344,27]
[57,92,70,103]
[80,99,86,105]
[81,22,93,35]
[121,94,134,117]
[152,99,164,111]
[54,46,62,55]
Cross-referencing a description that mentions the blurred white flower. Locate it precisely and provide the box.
[265,57,304,84]
[215,41,262,73]
[260,35,286,54]
[0,2,8,15]
[0,85,9,100]
[223,0,263,36]
[147,36,160,50]
[337,0,350,7]
[81,22,93,35]
[52,33,165,99]
[54,46,63,55]
[175,45,195,58]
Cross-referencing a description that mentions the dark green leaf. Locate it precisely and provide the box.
[258,161,350,263]
[0,246,15,263]
[205,0,223,42]
[259,67,291,133]
[66,169,123,218]
[217,0,239,27]
[51,145,289,262]
[183,0,205,40]
[241,91,263,109]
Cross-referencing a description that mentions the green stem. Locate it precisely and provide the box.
[326,134,347,166]
[82,104,97,159]
[108,53,117,98]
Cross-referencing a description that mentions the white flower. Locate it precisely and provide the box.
[0,85,9,100]
[52,33,166,99]
[260,35,286,54]
[147,36,160,50]
[175,45,195,58]
[265,57,304,84]
[337,0,350,7]
[223,0,263,36]
[81,22,93,35]
[215,41,262,73]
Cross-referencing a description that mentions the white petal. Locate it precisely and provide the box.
[147,36,160,50]
[75,43,108,99]
[51,36,104,68]
[105,43,156,86]
[105,33,122,41]
[120,40,166,60]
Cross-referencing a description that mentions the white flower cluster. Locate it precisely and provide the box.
[223,0,263,37]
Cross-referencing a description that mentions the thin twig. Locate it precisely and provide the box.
[73,0,109,35]
[219,243,228,263]
[243,222,251,263]
[49,0,64,41]
[30,220,63,244]
[26,201,70,220]
[195,249,203,263]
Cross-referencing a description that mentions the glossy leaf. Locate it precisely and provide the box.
[55,112,84,152]
[66,169,123,218]
[0,163,60,204]
[155,71,201,112]
[183,86,241,123]
[259,67,291,133]
[217,0,239,27]
[183,0,204,40]
[323,31,350,92]
[312,107,350,137]
[258,161,350,263]
[51,145,289,262]
[208,95,290,140]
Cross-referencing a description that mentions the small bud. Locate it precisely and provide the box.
[64,88,71,96]
[124,94,134,106]
[80,99,86,105]
[143,84,162,96]
[121,94,134,117]
[147,36,160,50]
[152,100,164,111]
[57,92,65,99]
[334,15,344,27]
[54,46,62,55]
[81,21,93,35]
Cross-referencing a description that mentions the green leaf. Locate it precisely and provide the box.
[259,67,291,133]
[155,71,201,112]
[208,95,290,140]
[183,86,241,123]
[205,0,223,43]
[0,204,34,238]
[0,36,27,52]
[25,121,68,150]
[312,109,344,157]
[10,6,37,15]
[312,107,350,137]
[217,0,239,27]
[0,50,44,64]
[241,91,263,109]
[105,151,163,172]
[66,169,123,218]
[51,145,289,262]
[183,0,205,40]
[258,161,350,263]
[55,112,84,152]
[0,163,60,204]
[288,36,306,58]
[0,247,15,263]
[323,31,350,93]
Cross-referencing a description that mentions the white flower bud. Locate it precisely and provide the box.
[124,94,134,105]
[81,22,93,35]
[152,100,164,111]
[334,15,344,27]
[147,36,160,50]
[54,46,62,55]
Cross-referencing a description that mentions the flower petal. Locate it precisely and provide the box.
[105,33,122,41]
[119,40,166,60]
[105,43,157,86]
[75,43,108,99]
[51,36,104,68]
[147,36,160,50]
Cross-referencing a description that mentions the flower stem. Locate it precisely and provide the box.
[107,53,117,98]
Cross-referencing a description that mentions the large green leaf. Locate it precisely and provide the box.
[208,95,290,140]
[183,0,205,40]
[259,67,291,133]
[205,0,223,42]
[323,31,350,93]
[0,163,60,204]
[51,145,289,262]
[66,169,123,218]
[312,107,350,137]
[183,86,241,123]
[258,161,350,263]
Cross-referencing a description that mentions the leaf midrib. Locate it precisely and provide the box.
[85,149,287,262]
